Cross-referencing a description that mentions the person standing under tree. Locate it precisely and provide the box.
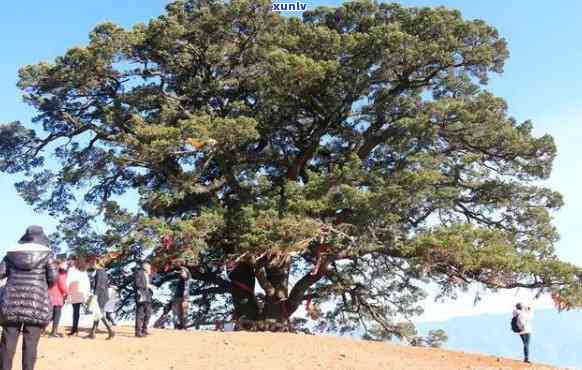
[156,263,192,330]
[103,286,119,327]
[174,266,192,329]
[0,226,57,370]
[134,262,155,337]
[47,259,68,338]
[85,258,115,340]
[66,257,90,336]
[513,302,534,363]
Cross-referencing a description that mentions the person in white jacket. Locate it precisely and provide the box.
[513,303,534,363]
[66,257,91,336]
[103,286,119,326]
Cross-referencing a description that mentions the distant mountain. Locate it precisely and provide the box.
[418,309,582,369]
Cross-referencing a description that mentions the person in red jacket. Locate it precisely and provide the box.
[47,259,68,338]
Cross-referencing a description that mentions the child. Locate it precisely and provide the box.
[103,286,119,326]
[48,259,68,337]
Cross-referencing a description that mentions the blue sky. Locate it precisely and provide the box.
[1,1,581,319]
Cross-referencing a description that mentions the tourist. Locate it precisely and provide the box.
[0,226,57,370]
[103,286,119,327]
[513,302,534,363]
[66,257,90,336]
[85,258,115,340]
[47,259,68,338]
[157,264,192,329]
[134,262,155,337]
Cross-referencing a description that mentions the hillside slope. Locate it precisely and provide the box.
[28,326,556,370]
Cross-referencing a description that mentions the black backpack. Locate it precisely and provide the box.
[511,315,524,333]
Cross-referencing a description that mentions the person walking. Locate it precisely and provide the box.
[156,264,192,330]
[66,257,90,336]
[513,302,534,363]
[0,225,57,370]
[134,262,154,337]
[47,259,68,338]
[103,286,119,327]
[85,259,115,340]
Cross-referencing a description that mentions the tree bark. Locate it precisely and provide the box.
[227,251,328,332]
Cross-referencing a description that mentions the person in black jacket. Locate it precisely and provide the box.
[156,265,192,329]
[0,226,57,370]
[134,262,154,337]
[85,259,115,340]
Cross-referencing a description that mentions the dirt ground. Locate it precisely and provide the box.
[17,326,556,370]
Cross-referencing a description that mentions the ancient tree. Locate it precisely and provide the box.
[1,0,581,341]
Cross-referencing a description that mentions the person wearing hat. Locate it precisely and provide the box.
[0,225,57,370]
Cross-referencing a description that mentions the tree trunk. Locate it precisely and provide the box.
[260,252,292,330]
[228,251,327,332]
[228,262,260,325]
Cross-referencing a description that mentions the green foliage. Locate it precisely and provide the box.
[1,0,580,340]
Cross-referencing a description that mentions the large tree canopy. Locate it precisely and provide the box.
[1,0,581,341]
